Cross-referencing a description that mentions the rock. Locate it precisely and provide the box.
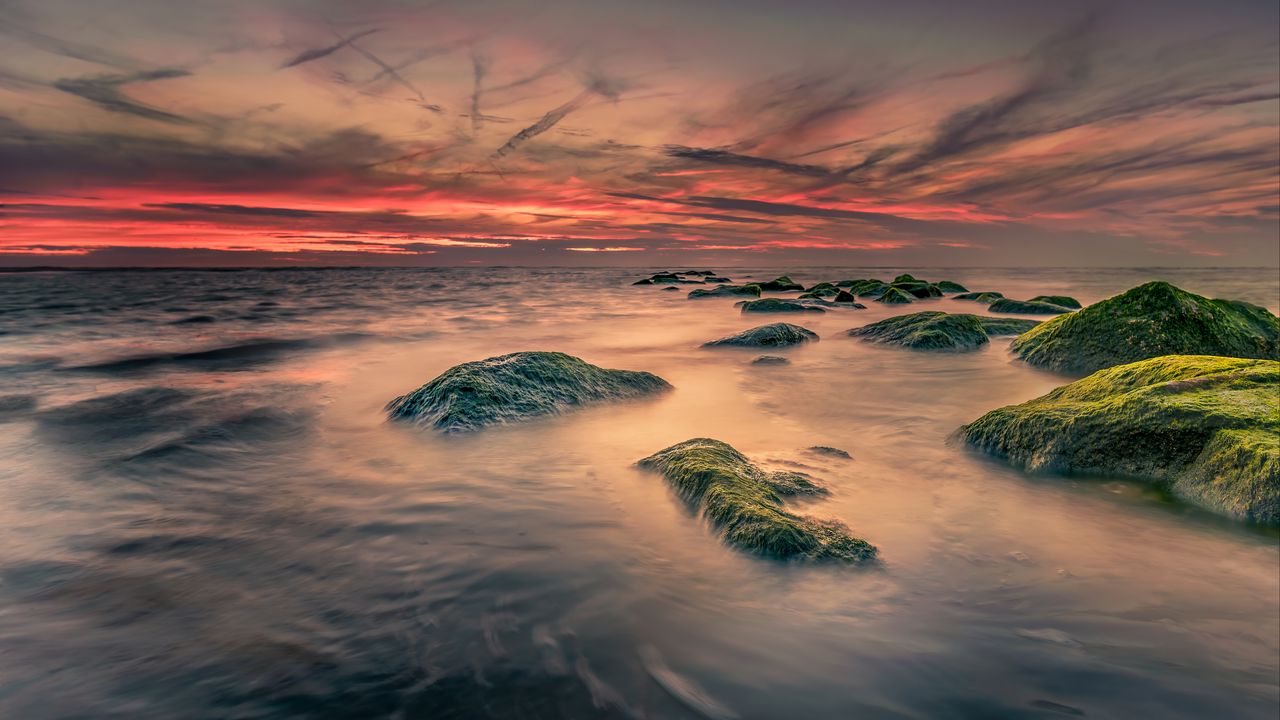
[705,276,732,283]
[637,272,704,285]
[636,438,877,561]
[680,270,717,276]
[738,299,826,314]
[807,446,851,459]
[632,278,654,285]
[757,275,805,292]
[386,351,671,433]
[960,355,1279,524]
[848,311,1036,351]
[703,323,819,348]
[688,284,762,298]
[988,298,1074,315]
[1011,281,1280,374]
[804,282,839,293]
[751,355,790,365]
[893,274,918,283]
[935,281,969,293]
[953,291,1004,303]
[853,280,890,297]
[833,290,859,304]
[662,286,679,291]
[1028,295,1082,309]
[876,287,916,304]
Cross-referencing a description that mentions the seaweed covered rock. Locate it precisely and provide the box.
[703,323,818,348]
[989,298,1073,315]
[386,351,671,433]
[953,291,1004,303]
[848,312,1038,351]
[804,282,839,294]
[935,281,969,294]
[751,355,790,365]
[893,274,918,283]
[757,275,805,292]
[636,438,877,561]
[960,355,1280,524]
[832,290,861,305]
[1029,295,1082,309]
[876,287,916,304]
[688,284,761,299]
[705,276,732,283]
[1011,281,1280,374]
[739,299,826,314]
[634,272,703,285]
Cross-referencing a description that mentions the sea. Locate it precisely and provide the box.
[0,266,1276,719]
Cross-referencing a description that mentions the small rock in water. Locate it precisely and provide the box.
[808,445,851,459]
[703,323,819,348]
[751,355,790,365]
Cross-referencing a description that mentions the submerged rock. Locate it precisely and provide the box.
[386,351,671,433]
[705,276,733,283]
[935,280,969,293]
[1028,295,1082,309]
[988,298,1074,315]
[636,438,877,561]
[751,355,790,365]
[960,355,1279,524]
[876,287,916,304]
[703,323,818,348]
[848,311,1039,351]
[688,284,761,298]
[807,445,852,459]
[953,291,1004,303]
[739,299,826,314]
[1011,281,1280,374]
[757,276,805,292]
[662,286,679,292]
[893,274,918,283]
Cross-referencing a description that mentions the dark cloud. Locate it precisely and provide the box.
[53,69,193,124]
[142,203,324,218]
[280,28,379,69]
[662,145,838,178]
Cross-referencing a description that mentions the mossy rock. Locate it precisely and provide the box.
[833,290,860,304]
[960,355,1280,524]
[876,287,916,304]
[953,291,1004,303]
[739,299,826,314]
[848,311,1039,351]
[757,276,805,292]
[1011,281,1280,374]
[935,281,969,293]
[705,276,732,283]
[1029,295,1081,309]
[889,281,941,298]
[853,280,890,298]
[893,274,918,283]
[688,284,762,299]
[751,355,790,365]
[703,323,818,348]
[662,286,679,291]
[387,352,671,433]
[989,298,1073,315]
[636,438,877,561]
[805,282,839,293]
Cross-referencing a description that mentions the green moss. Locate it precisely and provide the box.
[805,282,839,293]
[703,323,819,348]
[893,274,918,283]
[1028,295,1081,309]
[953,291,1004,303]
[1011,281,1280,374]
[636,438,877,561]
[387,352,671,433]
[988,298,1073,315]
[758,276,805,291]
[687,284,762,298]
[848,312,1039,351]
[876,287,916,304]
[960,355,1279,524]
[853,280,890,298]
[935,281,969,293]
[739,299,826,313]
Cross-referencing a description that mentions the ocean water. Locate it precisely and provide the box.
[0,266,1276,719]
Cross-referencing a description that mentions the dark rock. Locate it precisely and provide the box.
[751,355,790,365]
[935,281,968,293]
[688,284,762,298]
[849,311,1040,351]
[876,287,916,304]
[703,323,819,348]
[807,446,851,459]
[953,291,1004,303]
[988,298,1074,315]
[1028,295,1082,309]
[757,276,805,292]
[739,299,826,314]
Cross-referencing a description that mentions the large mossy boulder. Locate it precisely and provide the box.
[960,355,1280,524]
[876,287,916,304]
[953,291,1004,303]
[636,438,877,561]
[1029,295,1081,309]
[739,299,826,314]
[988,298,1073,315]
[848,312,1039,351]
[688,284,761,299]
[1011,281,1280,374]
[703,323,818,348]
[386,351,671,433]
[758,275,805,292]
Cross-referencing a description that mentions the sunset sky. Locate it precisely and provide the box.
[1,0,1277,267]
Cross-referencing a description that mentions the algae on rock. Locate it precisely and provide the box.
[960,355,1280,524]
[386,351,671,433]
[636,438,877,561]
[703,323,818,348]
[848,311,1039,351]
[1011,281,1280,374]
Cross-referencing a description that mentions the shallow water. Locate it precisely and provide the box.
[0,266,1277,719]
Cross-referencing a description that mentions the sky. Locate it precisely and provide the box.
[1,0,1277,267]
